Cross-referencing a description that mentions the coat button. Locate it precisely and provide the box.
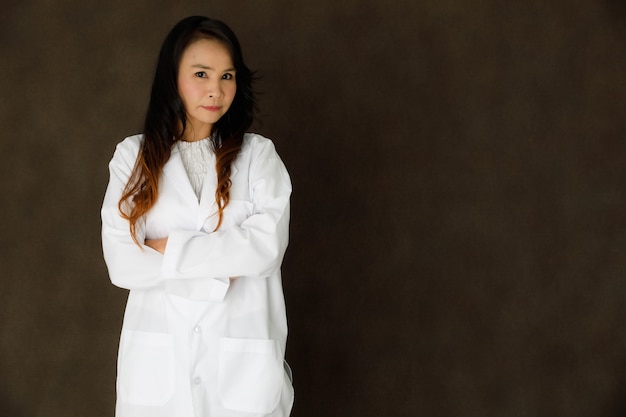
[193,376,202,385]
[193,325,202,334]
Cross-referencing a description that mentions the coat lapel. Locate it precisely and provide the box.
[162,145,241,229]
[162,147,198,205]
[198,162,239,222]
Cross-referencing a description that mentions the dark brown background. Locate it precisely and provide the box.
[1,0,626,416]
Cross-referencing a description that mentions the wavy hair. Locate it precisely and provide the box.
[119,16,256,244]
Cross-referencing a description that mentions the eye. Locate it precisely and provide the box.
[222,73,234,80]
[194,71,207,78]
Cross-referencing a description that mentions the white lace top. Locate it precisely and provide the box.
[176,138,214,200]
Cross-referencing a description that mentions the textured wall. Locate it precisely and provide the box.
[1,1,625,416]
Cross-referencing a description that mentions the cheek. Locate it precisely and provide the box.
[227,85,237,101]
[178,80,197,103]
[177,83,188,104]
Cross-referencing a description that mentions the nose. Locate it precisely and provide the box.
[207,79,223,99]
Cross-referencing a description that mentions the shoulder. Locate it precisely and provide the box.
[242,133,275,152]
[240,133,290,180]
[112,134,143,159]
[241,133,280,157]
[115,134,143,154]
[108,134,143,170]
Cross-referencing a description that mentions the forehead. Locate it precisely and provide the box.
[180,38,234,67]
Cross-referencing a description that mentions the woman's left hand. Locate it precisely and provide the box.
[145,237,168,254]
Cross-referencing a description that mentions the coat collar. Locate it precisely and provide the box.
[163,146,239,209]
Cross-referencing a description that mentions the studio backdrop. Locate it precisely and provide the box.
[1,1,625,416]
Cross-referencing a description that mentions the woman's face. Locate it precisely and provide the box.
[177,38,237,141]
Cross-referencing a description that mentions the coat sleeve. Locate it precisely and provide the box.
[101,137,169,290]
[161,139,292,281]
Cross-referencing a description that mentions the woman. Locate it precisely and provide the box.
[101,16,294,417]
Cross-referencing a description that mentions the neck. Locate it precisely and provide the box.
[182,131,211,142]
[181,123,212,142]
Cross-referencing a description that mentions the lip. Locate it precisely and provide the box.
[202,105,221,112]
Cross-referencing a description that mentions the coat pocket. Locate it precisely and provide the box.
[218,337,284,413]
[117,330,175,406]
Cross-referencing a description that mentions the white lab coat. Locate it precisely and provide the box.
[101,133,294,417]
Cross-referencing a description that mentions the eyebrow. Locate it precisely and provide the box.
[191,64,236,72]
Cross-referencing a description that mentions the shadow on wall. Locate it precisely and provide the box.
[603,370,626,417]
[610,402,626,417]
[0,392,26,417]
[606,0,626,17]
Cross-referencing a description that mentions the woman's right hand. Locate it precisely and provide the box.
[145,237,168,254]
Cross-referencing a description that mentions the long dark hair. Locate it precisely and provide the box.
[119,16,256,244]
